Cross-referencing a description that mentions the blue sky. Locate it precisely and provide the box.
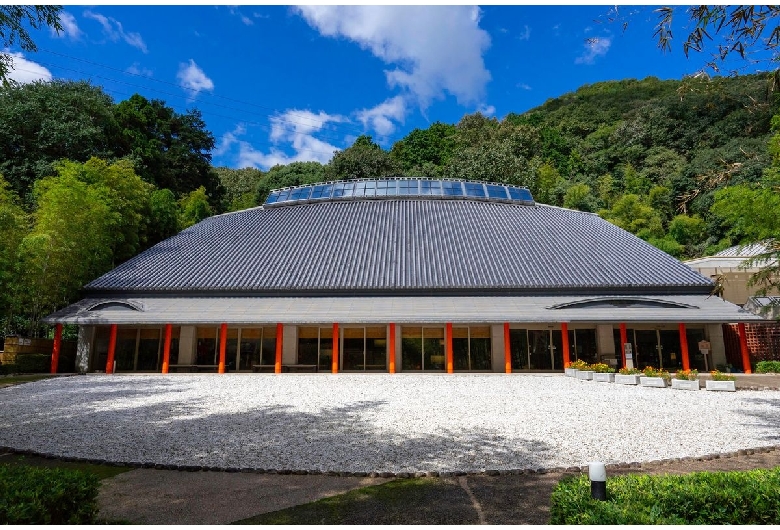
[7,5,773,170]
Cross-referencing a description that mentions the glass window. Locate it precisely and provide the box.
[297,327,319,365]
[240,328,262,370]
[464,182,486,197]
[509,329,528,370]
[341,182,355,197]
[424,327,445,371]
[486,184,508,200]
[528,330,552,370]
[508,187,533,202]
[571,329,598,365]
[276,189,291,203]
[375,180,396,196]
[332,182,347,198]
[93,326,110,372]
[398,180,419,195]
[401,327,423,371]
[115,328,137,371]
[420,180,442,196]
[470,326,492,370]
[318,327,333,371]
[137,328,160,371]
[442,181,464,196]
[289,187,312,201]
[196,327,218,365]
[168,327,181,366]
[222,328,238,371]
[310,184,332,200]
[452,327,470,370]
[342,327,364,370]
[365,326,387,371]
[353,181,368,198]
[265,191,281,204]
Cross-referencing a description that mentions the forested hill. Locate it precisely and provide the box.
[1,73,779,337]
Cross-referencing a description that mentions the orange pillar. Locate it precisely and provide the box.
[678,323,690,371]
[388,323,396,374]
[218,323,227,374]
[561,322,570,369]
[504,323,511,374]
[619,323,628,368]
[274,323,283,374]
[737,323,752,374]
[106,324,117,374]
[446,323,453,374]
[161,323,172,374]
[332,323,339,374]
[50,323,62,374]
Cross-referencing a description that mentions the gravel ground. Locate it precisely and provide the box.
[0,374,778,473]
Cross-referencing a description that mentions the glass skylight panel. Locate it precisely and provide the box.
[341,182,355,197]
[442,181,464,196]
[464,182,486,197]
[486,184,508,199]
[375,179,396,196]
[420,180,442,195]
[265,191,281,204]
[332,182,347,198]
[399,179,419,195]
[507,187,533,202]
[310,184,332,200]
[290,187,312,201]
[276,189,291,202]
[353,181,368,197]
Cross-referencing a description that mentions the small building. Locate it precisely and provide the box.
[45,178,762,374]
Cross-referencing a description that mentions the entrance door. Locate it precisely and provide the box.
[527,330,563,370]
[634,330,659,369]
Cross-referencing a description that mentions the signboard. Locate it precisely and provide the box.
[623,343,633,360]
[698,340,711,352]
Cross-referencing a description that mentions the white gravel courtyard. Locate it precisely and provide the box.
[1,374,778,473]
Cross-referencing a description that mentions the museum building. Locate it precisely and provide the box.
[44,178,763,375]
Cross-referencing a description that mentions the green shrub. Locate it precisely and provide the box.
[0,363,19,375]
[0,464,99,524]
[550,468,780,524]
[14,354,50,373]
[756,361,780,374]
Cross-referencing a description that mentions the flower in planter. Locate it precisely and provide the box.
[618,367,641,375]
[568,359,589,370]
[642,366,671,380]
[675,369,699,381]
[592,363,616,373]
[710,370,736,381]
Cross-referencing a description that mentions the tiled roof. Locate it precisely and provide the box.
[85,199,713,295]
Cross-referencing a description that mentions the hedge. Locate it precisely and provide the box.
[0,464,100,524]
[550,467,780,524]
[756,361,780,374]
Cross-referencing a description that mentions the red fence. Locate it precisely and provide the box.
[723,323,780,369]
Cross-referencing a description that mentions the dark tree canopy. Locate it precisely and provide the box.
[0,6,62,82]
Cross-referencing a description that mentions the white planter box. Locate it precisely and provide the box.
[614,374,640,385]
[640,376,668,388]
[565,368,579,377]
[592,372,615,383]
[671,379,700,391]
[706,380,736,392]
[576,370,594,381]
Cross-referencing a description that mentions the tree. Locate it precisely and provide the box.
[0,175,27,335]
[113,94,220,202]
[0,6,62,83]
[326,135,399,181]
[147,189,180,246]
[214,166,264,212]
[599,194,664,240]
[0,80,118,202]
[532,162,563,205]
[563,183,597,212]
[179,186,213,229]
[390,122,457,174]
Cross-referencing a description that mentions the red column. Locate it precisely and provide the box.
[678,323,690,371]
[504,323,511,374]
[561,323,570,369]
[161,324,172,374]
[619,323,628,368]
[50,323,62,374]
[332,323,339,374]
[388,323,396,374]
[446,323,453,374]
[737,323,752,374]
[218,323,227,374]
[105,324,117,374]
[274,323,283,374]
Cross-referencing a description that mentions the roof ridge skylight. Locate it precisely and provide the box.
[264,178,535,207]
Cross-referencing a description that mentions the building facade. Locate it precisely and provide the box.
[45,178,763,374]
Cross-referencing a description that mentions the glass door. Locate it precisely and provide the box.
[528,330,551,370]
[634,330,660,369]
[509,329,529,370]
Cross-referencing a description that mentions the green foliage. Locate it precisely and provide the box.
[390,122,457,174]
[550,467,780,524]
[13,354,49,373]
[214,166,263,212]
[326,135,399,181]
[147,189,180,245]
[711,184,780,242]
[599,194,664,238]
[563,183,596,212]
[669,214,706,246]
[0,6,62,83]
[0,176,26,325]
[0,463,99,524]
[756,361,780,373]
[256,161,325,204]
[532,162,562,204]
[179,186,213,228]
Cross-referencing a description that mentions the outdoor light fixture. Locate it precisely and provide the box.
[589,461,607,501]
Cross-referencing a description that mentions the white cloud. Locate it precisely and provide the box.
[355,96,407,137]
[516,82,532,90]
[126,62,153,77]
[83,10,147,53]
[177,59,214,97]
[5,52,52,84]
[214,124,246,157]
[295,5,491,107]
[52,12,81,40]
[517,25,531,41]
[478,104,496,117]
[228,7,253,25]
[575,37,612,65]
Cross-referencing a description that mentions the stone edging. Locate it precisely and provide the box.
[2,445,778,478]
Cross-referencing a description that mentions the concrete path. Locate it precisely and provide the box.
[98,469,388,525]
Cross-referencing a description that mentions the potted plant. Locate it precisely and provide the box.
[591,363,616,382]
[671,369,700,391]
[575,362,595,381]
[615,367,641,385]
[706,370,736,392]
[565,359,588,377]
[640,366,670,388]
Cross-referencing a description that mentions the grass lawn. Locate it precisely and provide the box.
[0,453,131,481]
[233,477,478,525]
